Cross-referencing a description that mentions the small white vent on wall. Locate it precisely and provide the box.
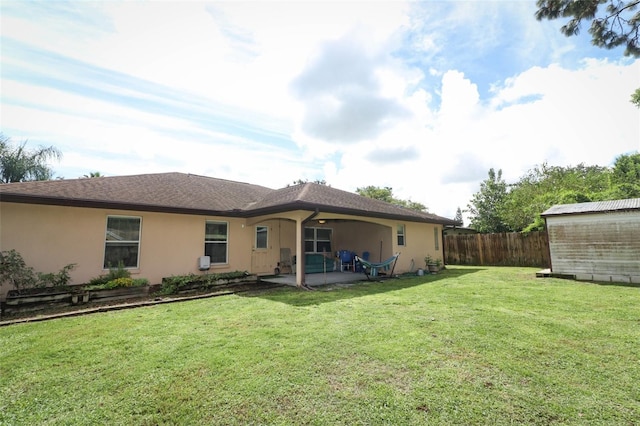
[198,256,211,271]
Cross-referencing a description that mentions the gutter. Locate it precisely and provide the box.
[2,194,458,225]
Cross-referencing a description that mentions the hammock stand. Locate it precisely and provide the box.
[355,253,400,281]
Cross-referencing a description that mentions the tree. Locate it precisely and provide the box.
[0,134,62,183]
[83,172,103,178]
[470,156,638,234]
[535,0,640,57]
[466,168,510,233]
[356,186,394,203]
[356,185,428,212]
[454,207,464,226]
[610,151,640,197]
[501,163,612,232]
[398,199,429,212]
[631,88,640,108]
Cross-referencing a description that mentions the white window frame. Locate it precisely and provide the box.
[103,215,142,269]
[434,227,440,250]
[304,227,332,253]
[255,225,268,250]
[205,220,229,265]
[397,224,406,246]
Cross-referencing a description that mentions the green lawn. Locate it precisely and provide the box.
[1,266,639,425]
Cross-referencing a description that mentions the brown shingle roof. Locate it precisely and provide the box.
[247,182,457,224]
[0,173,272,215]
[0,172,457,224]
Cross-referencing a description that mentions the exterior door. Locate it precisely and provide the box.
[251,225,272,274]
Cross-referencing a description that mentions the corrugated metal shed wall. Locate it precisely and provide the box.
[546,211,640,283]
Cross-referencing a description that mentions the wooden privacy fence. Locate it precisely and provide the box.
[444,231,550,267]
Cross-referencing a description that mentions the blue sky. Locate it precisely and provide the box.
[1,1,639,220]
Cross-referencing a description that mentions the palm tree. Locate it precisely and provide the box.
[0,134,62,183]
[83,172,103,178]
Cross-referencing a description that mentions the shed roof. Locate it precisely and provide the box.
[0,172,458,225]
[541,198,640,217]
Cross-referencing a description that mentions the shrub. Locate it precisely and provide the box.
[105,277,136,289]
[0,249,76,292]
[160,271,249,295]
[107,277,148,289]
[0,250,37,291]
[37,263,77,288]
[84,277,148,291]
[88,262,131,287]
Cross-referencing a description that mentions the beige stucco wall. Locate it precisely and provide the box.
[0,202,445,299]
[0,202,265,300]
[309,215,443,273]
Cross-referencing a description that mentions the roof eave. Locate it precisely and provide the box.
[2,194,458,224]
[245,201,458,224]
[0,194,245,217]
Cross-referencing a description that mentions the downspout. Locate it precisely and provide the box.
[440,225,446,266]
[297,209,320,288]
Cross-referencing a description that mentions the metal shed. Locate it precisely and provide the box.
[541,198,640,284]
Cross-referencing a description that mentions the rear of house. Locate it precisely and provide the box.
[0,173,458,300]
[542,198,640,284]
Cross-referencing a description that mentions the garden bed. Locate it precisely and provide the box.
[165,275,258,294]
[1,284,154,318]
[1,274,260,319]
[3,287,78,315]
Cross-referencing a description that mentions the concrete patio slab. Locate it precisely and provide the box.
[260,271,369,287]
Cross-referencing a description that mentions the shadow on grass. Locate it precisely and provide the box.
[241,267,485,306]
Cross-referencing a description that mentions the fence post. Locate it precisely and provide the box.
[477,233,484,265]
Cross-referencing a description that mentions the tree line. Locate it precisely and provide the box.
[466,153,640,233]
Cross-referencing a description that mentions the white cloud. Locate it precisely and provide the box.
[326,58,639,218]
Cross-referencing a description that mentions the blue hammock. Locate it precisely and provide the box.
[355,253,400,280]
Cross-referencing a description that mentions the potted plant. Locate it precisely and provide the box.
[424,255,441,273]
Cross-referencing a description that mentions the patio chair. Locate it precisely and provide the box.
[278,248,293,274]
[338,250,355,272]
[355,251,370,272]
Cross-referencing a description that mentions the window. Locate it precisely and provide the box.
[205,221,228,264]
[304,227,332,253]
[397,224,405,246]
[104,216,141,268]
[434,227,439,250]
[255,226,268,249]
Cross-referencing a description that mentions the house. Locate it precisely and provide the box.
[541,198,640,284]
[0,172,458,300]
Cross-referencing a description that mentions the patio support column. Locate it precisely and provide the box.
[296,209,319,288]
[295,217,304,287]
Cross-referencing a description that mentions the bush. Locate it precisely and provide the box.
[37,263,77,288]
[160,271,249,295]
[0,249,76,292]
[88,262,131,286]
[105,277,136,289]
[84,277,148,291]
[0,250,37,291]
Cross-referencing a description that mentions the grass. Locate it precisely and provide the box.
[1,266,639,425]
